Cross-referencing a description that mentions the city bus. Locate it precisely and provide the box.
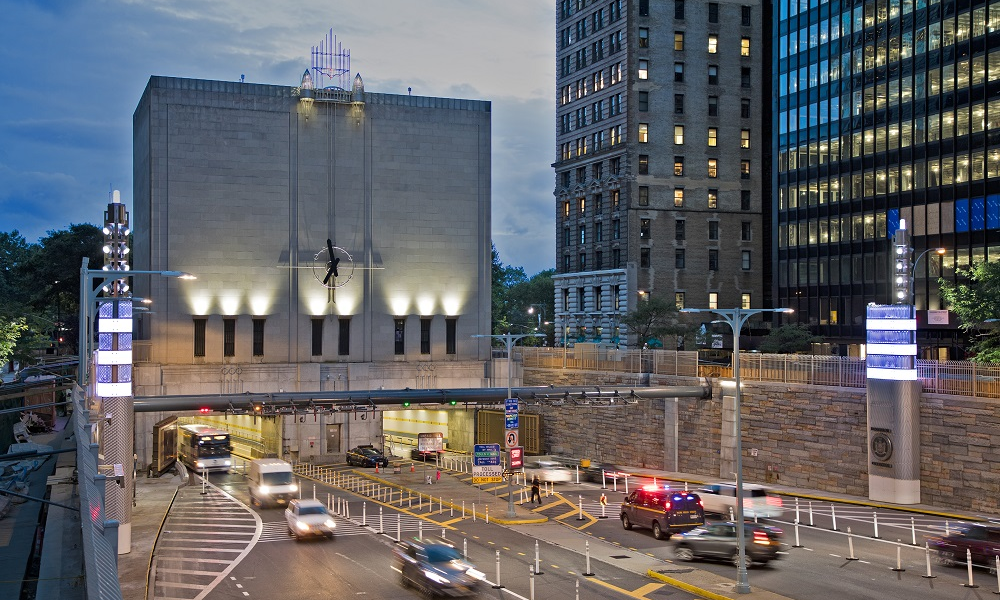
[177,424,233,472]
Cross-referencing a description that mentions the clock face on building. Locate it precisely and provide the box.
[312,239,355,289]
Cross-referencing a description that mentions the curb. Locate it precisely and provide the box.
[646,569,734,600]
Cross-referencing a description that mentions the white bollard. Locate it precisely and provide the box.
[795,497,800,524]
[486,505,490,524]
[418,519,423,541]
[345,500,350,519]
[809,500,814,526]
[397,513,401,542]
[464,537,468,560]
[439,497,443,513]
[473,503,476,522]
[624,476,629,495]
[379,506,384,534]
[529,564,535,600]
[965,548,978,588]
[578,495,584,521]
[462,500,466,518]
[891,541,905,571]
[613,473,618,492]
[584,540,594,576]
[793,519,802,548]
[922,542,936,578]
[873,512,879,538]
[831,503,838,530]
[602,470,607,489]
[729,506,735,521]
[946,520,950,536]
[362,502,367,526]
[494,550,502,589]
[575,465,580,484]
[994,556,1000,593]
[451,500,454,517]
[535,540,542,575]
[911,516,917,546]
[313,483,316,499]
[846,526,858,560]
[442,527,446,540]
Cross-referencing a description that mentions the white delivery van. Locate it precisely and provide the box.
[248,458,297,508]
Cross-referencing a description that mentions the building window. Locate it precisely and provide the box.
[742,250,752,270]
[674,62,684,82]
[612,248,621,267]
[740,98,750,118]
[394,318,405,355]
[613,219,620,239]
[676,219,686,240]
[676,249,686,268]
[708,65,718,85]
[420,318,431,354]
[708,96,718,116]
[674,0,684,19]
[564,227,572,247]
[596,250,603,269]
[640,218,651,238]
[252,318,265,357]
[638,91,649,112]
[741,5,751,26]
[674,156,684,175]
[596,222,603,241]
[640,0,650,16]
[741,190,751,210]
[741,67,751,87]
[579,225,586,244]
[708,2,718,23]
[610,157,620,175]
[563,255,571,271]
[741,37,750,57]
[675,292,685,309]
[579,196,586,213]
[339,317,351,355]
[563,201,570,217]
[674,93,684,114]
[674,125,684,145]
[707,35,718,54]
[446,318,457,354]
[674,188,684,207]
[223,318,236,357]
[707,127,718,146]
[611,189,620,209]
[708,158,718,178]
[638,59,649,79]
[708,221,719,240]
[709,249,719,270]
[638,123,649,143]
[741,160,751,179]
[580,253,587,270]
[674,31,684,51]
[639,27,649,47]
[741,221,752,241]
[741,293,751,309]
[639,155,649,174]
[708,189,718,209]
[311,319,323,356]
[193,318,206,357]
[740,129,751,149]
[640,248,651,268]
[639,186,649,206]
[709,292,719,309]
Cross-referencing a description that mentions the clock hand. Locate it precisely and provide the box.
[323,256,340,284]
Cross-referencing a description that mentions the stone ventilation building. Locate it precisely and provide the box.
[553,0,766,348]
[131,75,493,396]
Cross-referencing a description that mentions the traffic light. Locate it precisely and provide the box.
[449,400,457,406]
[402,401,411,408]
[199,407,211,415]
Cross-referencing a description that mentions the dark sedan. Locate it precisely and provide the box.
[395,538,485,597]
[346,445,389,468]
[670,521,784,567]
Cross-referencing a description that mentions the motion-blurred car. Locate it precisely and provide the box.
[929,523,1000,568]
[670,521,784,567]
[620,485,705,539]
[524,460,574,483]
[395,538,485,597]
[580,462,622,483]
[410,447,442,462]
[346,445,390,468]
[699,482,784,519]
[284,498,336,540]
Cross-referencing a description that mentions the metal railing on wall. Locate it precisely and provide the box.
[74,387,125,600]
[519,347,1000,399]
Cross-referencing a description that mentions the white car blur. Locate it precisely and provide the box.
[524,461,574,483]
[284,498,336,540]
[698,482,784,519]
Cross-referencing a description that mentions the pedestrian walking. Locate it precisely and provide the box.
[530,475,542,504]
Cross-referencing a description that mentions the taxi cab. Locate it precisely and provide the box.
[620,485,705,540]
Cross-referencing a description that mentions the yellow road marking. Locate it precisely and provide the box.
[589,579,666,600]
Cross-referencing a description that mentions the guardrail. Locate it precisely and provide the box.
[74,387,125,600]
[519,347,1000,399]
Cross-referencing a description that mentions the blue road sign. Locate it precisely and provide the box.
[505,398,518,430]
[473,443,502,466]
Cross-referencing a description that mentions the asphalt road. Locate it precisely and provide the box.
[180,469,993,600]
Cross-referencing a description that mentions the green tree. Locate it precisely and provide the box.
[622,297,687,348]
[758,324,821,354]
[939,261,1000,362]
[0,317,27,368]
[506,269,554,346]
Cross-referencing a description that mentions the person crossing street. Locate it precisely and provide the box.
[530,475,542,504]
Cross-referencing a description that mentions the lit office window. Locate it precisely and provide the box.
[708,35,718,54]
[674,125,685,144]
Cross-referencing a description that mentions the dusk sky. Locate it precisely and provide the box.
[0,0,556,276]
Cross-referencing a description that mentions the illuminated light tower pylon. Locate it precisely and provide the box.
[310,29,351,90]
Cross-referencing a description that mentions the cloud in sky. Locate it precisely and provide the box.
[0,0,556,275]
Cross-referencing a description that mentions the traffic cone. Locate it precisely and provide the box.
[375,464,380,474]
[410,463,415,473]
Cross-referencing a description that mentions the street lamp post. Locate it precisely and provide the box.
[472,332,542,518]
[680,306,792,594]
[907,247,947,307]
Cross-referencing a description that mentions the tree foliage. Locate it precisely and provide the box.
[939,261,1000,362]
[490,245,553,345]
[0,317,27,368]
[757,324,821,354]
[621,297,687,347]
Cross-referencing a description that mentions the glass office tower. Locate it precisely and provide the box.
[773,0,1000,357]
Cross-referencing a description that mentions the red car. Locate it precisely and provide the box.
[930,523,1000,568]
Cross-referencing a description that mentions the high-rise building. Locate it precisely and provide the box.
[554,0,766,348]
[773,0,1000,357]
